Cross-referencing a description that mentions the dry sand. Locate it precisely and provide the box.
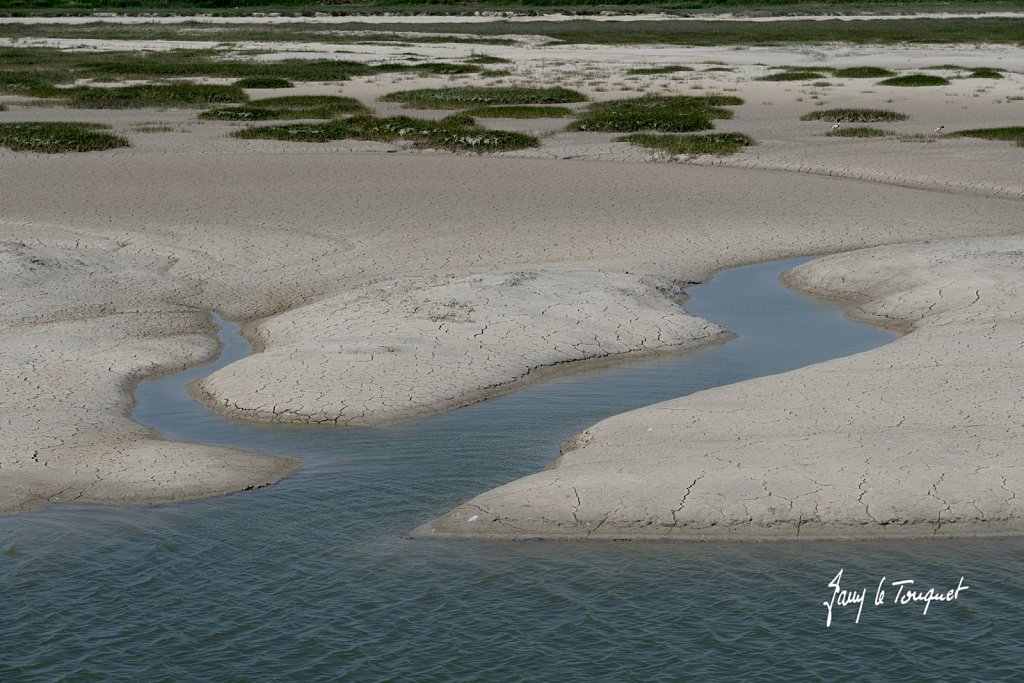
[1,30,1022,529]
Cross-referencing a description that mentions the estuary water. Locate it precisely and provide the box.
[2,258,1022,681]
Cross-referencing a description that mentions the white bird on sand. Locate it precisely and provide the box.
[831,121,841,131]
[933,125,945,134]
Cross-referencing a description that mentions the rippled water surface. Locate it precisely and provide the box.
[3,259,1022,681]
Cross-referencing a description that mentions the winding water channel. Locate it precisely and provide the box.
[2,258,1022,680]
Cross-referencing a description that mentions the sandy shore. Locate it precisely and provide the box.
[1,31,1022,522]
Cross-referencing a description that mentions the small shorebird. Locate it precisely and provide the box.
[831,121,841,131]
[933,125,945,134]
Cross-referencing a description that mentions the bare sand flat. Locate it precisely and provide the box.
[1,30,1022,527]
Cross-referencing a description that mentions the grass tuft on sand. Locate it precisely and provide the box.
[569,94,742,133]
[0,121,129,152]
[832,66,896,78]
[827,126,894,137]
[201,95,368,121]
[801,108,908,123]
[232,114,538,153]
[47,84,250,109]
[967,68,1004,79]
[235,77,294,89]
[619,131,755,155]
[952,127,1024,147]
[625,65,694,75]
[381,87,587,108]
[878,74,950,87]
[759,71,826,82]
[465,55,510,65]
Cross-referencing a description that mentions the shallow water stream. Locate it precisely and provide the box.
[2,258,1021,680]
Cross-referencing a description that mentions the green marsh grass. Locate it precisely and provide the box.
[952,127,1024,147]
[235,77,294,89]
[54,84,249,109]
[233,114,538,153]
[800,108,908,122]
[252,95,367,114]
[569,94,743,133]
[381,87,587,108]
[832,66,896,78]
[5,18,1024,48]
[0,71,72,95]
[200,107,289,121]
[758,71,825,81]
[827,126,894,137]
[619,131,755,155]
[201,95,367,121]
[466,55,511,65]
[0,121,129,153]
[461,105,574,118]
[625,66,694,75]
[878,74,950,87]
[968,68,1004,79]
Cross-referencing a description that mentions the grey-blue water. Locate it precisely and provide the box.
[2,258,1022,681]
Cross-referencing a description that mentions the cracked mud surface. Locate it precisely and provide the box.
[191,270,727,425]
[416,238,1024,540]
[2,35,1024,518]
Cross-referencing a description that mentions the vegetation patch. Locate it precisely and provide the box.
[952,127,1024,147]
[569,94,742,133]
[55,84,249,109]
[625,66,694,75]
[758,70,826,82]
[800,108,908,123]
[462,105,574,118]
[409,62,482,75]
[878,74,950,87]
[232,114,538,153]
[253,95,367,115]
[8,18,1024,48]
[0,47,436,91]
[200,107,287,121]
[827,126,894,137]
[466,55,510,65]
[0,121,129,153]
[967,68,1004,79]
[381,86,587,108]
[202,95,367,121]
[127,124,174,133]
[235,77,293,89]
[0,71,72,95]
[832,66,896,78]
[619,131,755,156]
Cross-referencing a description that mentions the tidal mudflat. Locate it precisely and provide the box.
[2,19,1023,519]
[1,12,1024,675]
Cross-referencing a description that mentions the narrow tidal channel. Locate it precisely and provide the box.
[2,258,1021,680]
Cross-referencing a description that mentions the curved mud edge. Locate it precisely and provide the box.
[184,268,733,427]
[186,330,736,427]
[412,239,1024,541]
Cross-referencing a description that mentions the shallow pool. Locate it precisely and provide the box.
[2,258,1020,681]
